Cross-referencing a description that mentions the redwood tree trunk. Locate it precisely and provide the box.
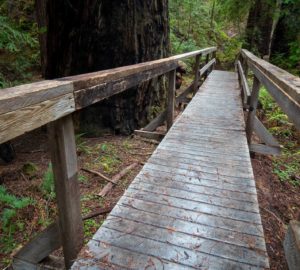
[37,0,169,135]
[244,0,277,58]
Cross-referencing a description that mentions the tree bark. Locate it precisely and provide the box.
[37,0,169,135]
[244,0,277,58]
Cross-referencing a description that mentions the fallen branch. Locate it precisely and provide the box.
[261,207,285,226]
[82,205,114,220]
[98,163,138,197]
[81,168,116,185]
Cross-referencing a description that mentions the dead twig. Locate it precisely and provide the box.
[81,168,117,185]
[98,163,138,197]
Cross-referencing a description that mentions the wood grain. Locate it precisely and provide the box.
[0,93,75,144]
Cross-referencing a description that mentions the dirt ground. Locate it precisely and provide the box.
[252,154,300,270]
[1,114,299,269]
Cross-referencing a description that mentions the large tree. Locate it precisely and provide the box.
[36,0,169,135]
[244,0,281,58]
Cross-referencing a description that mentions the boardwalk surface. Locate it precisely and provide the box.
[72,70,269,269]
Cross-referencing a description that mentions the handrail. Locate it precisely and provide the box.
[240,49,300,130]
[0,47,216,144]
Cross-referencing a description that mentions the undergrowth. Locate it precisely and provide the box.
[0,185,34,254]
[258,87,300,186]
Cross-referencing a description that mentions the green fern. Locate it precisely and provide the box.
[41,163,56,199]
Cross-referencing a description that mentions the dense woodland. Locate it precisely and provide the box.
[0,0,299,269]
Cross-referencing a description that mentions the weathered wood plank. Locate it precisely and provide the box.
[249,143,281,156]
[142,110,166,132]
[199,58,216,77]
[0,80,73,115]
[167,70,176,130]
[13,221,60,265]
[237,60,251,105]
[110,204,266,250]
[0,93,75,144]
[118,196,264,237]
[253,116,281,147]
[101,217,267,266]
[241,49,300,104]
[248,61,300,130]
[134,130,165,141]
[74,62,178,110]
[48,115,83,269]
[246,76,261,143]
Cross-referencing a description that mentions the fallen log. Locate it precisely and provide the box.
[98,163,138,197]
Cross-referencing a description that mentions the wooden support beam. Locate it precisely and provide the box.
[284,220,300,270]
[199,59,216,78]
[249,143,281,156]
[176,82,195,105]
[143,110,166,132]
[12,222,61,267]
[47,115,84,269]
[246,76,261,144]
[167,70,176,130]
[193,54,201,94]
[248,61,300,130]
[237,60,251,105]
[134,130,165,141]
[253,116,281,148]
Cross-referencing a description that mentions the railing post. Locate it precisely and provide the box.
[48,115,84,269]
[193,54,201,94]
[167,69,176,131]
[246,76,261,144]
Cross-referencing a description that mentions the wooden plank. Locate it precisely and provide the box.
[134,130,164,141]
[167,70,176,130]
[137,169,257,194]
[91,227,266,269]
[48,115,83,269]
[249,143,281,156]
[123,189,262,224]
[74,62,178,110]
[0,93,75,144]
[0,80,73,114]
[241,49,300,104]
[73,239,194,270]
[13,222,60,265]
[118,196,264,237]
[237,60,251,105]
[246,76,261,143]
[62,47,216,91]
[248,61,300,130]
[110,204,266,250]
[101,217,268,267]
[143,110,166,132]
[253,116,281,147]
[199,58,216,77]
[193,54,201,94]
[129,182,258,213]
[175,81,194,104]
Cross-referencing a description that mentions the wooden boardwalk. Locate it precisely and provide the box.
[72,70,269,269]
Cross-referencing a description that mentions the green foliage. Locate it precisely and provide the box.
[0,185,34,253]
[98,143,121,173]
[273,152,300,186]
[272,41,300,76]
[0,0,40,88]
[41,163,55,200]
[75,133,92,154]
[22,162,38,178]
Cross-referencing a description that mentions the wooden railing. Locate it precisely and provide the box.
[237,49,300,156]
[0,47,217,269]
